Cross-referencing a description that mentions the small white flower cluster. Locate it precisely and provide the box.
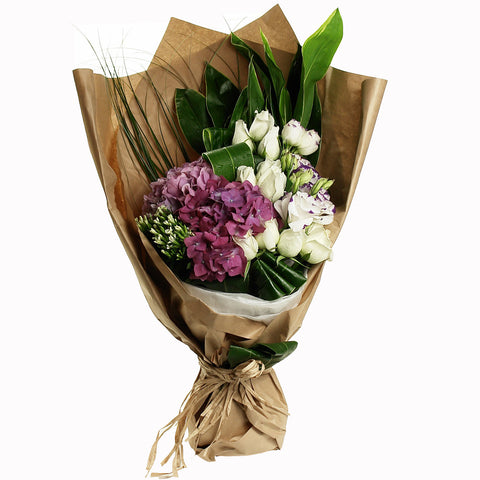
[232,110,333,265]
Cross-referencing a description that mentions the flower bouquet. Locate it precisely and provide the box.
[74,5,386,477]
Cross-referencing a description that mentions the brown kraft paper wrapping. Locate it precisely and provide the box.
[73,4,387,476]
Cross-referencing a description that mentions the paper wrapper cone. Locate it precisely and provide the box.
[73,4,387,476]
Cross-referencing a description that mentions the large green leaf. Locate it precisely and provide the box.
[260,251,308,288]
[247,60,264,122]
[202,142,255,181]
[261,31,285,101]
[175,88,211,153]
[294,9,343,126]
[228,87,248,128]
[226,341,298,369]
[249,258,285,300]
[304,87,322,167]
[205,64,240,128]
[231,33,277,123]
[202,127,233,151]
[286,43,302,110]
[278,87,292,127]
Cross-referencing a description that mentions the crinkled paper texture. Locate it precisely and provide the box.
[73,4,386,460]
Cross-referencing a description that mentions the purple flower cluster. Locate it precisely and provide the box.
[143,159,275,282]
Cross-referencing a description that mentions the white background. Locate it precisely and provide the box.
[1,1,479,479]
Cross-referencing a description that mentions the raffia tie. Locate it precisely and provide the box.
[145,357,273,478]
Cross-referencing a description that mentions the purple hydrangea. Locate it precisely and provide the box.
[142,158,228,214]
[184,232,247,283]
[142,159,276,282]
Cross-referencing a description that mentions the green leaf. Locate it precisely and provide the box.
[261,31,285,100]
[286,43,303,110]
[230,32,279,126]
[230,32,270,79]
[249,258,285,300]
[247,60,264,123]
[279,87,292,126]
[202,142,255,181]
[228,87,249,128]
[294,9,343,126]
[226,341,298,369]
[252,342,298,369]
[175,88,212,153]
[202,127,233,151]
[257,259,297,296]
[205,63,240,128]
[304,87,322,167]
[260,251,308,289]
[226,345,266,369]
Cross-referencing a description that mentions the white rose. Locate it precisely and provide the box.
[296,129,321,156]
[233,231,258,261]
[300,222,333,264]
[232,119,254,151]
[248,110,275,141]
[255,219,280,251]
[256,159,287,202]
[236,165,257,185]
[257,125,280,161]
[277,228,303,258]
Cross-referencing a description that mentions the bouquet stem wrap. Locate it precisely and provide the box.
[73,4,386,475]
[147,358,287,477]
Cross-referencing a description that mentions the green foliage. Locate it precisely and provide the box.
[249,251,308,300]
[175,89,212,153]
[201,142,255,181]
[226,341,298,369]
[205,64,240,128]
[294,9,343,126]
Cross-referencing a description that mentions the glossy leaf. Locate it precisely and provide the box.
[257,259,296,295]
[294,9,343,126]
[202,127,233,151]
[261,31,285,100]
[202,142,255,181]
[247,60,264,122]
[260,250,308,288]
[278,87,292,126]
[304,88,322,166]
[175,88,211,153]
[228,87,248,128]
[250,258,285,300]
[205,64,240,128]
[226,341,298,369]
[286,43,302,110]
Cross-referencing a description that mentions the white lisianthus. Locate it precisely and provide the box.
[286,191,334,232]
[300,222,333,264]
[232,119,254,151]
[257,125,280,161]
[273,192,292,223]
[249,110,275,141]
[255,159,286,202]
[236,165,257,185]
[233,231,258,261]
[277,228,303,258]
[296,129,321,156]
[255,219,280,251]
[281,119,304,146]
[281,118,320,156]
